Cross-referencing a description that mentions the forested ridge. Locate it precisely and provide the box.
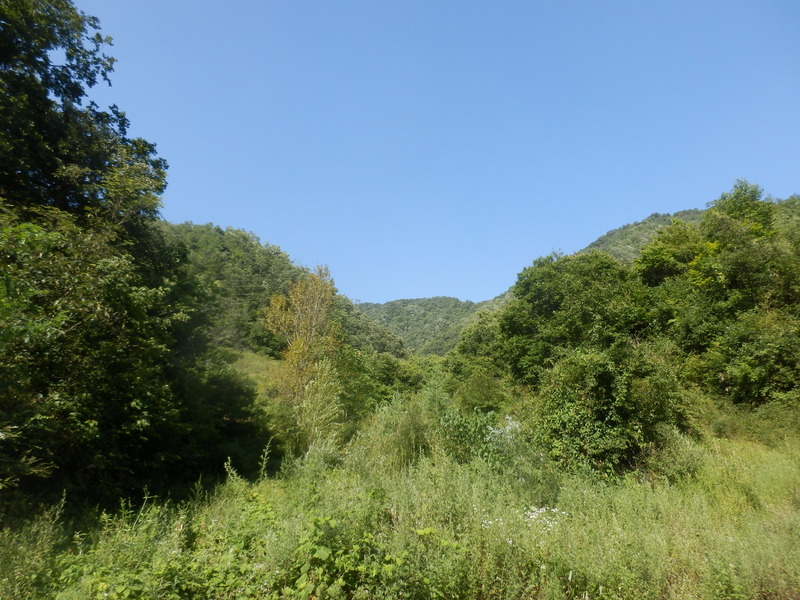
[580,209,703,263]
[357,296,492,356]
[359,208,703,356]
[2,3,800,599]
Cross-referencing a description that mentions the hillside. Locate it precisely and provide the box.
[160,222,405,358]
[581,208,703,262]
[357,296,490,355]
[358,209,703,355]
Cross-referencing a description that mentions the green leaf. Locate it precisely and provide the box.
[314,546,331,561]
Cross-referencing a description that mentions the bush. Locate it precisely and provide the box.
[699,309,800,405]
[531,342,690,473]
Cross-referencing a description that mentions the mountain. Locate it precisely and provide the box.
[357,296,490,355]
[580,209,703,263]
[358,209,704,355]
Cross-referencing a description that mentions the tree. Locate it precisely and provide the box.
[633,181,800,404]
[0,207,180,496]
[0,2,259,506]
[500,251,648,386]
[0,0,168,263]
[265,267,344,450]
[265,266,340,396]
[706,179,775,233]
[532,341,688,473]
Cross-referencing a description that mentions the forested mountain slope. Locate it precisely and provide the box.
[581,209,703,262]
[357,296,490,355]
[160,222,405,357]
[357,209,703,356]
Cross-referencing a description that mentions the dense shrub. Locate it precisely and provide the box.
[531,342,689,472]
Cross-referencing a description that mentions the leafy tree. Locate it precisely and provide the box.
[481,251,692,471]
[775,194,800,248]
[699,310,800,405]
[500,251,648,387]
[265,266,340,398]
[0,0,166,226]
[707,179,775,232]
[446,310,509,412]
[159,223,405,358]
[0,2,263,505]
[636,181,800,389]
[450,310,505,376]
[0,208,177,496]
[635,220,706,286]
[450,181,800,474]
[264,267,345,450]
[639,182,800,408]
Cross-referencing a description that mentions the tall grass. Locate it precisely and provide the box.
[2,390,799,599]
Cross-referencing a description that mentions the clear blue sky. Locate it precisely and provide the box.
[78,0,799,303]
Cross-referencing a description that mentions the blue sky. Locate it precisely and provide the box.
[78,0,800,303]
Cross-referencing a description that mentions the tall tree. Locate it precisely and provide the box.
[265,266,340,399]
[0,1,257,505]
[264,266,345,451]
[0,0,165,222]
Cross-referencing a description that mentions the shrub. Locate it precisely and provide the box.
[531,342,689,473]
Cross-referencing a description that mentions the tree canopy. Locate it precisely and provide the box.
[455,180,800,471]
[0,0,166,227]
[0,0,259,504]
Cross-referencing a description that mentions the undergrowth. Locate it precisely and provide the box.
[2,388,799,600]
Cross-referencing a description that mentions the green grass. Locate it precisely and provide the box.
[2,400,799,599]
[232,350,283,397]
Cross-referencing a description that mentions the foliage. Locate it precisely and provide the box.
[265,267,340,397]
[159,222,303,354]
[332,296,406,357]
[636,181,800,405]
[532,342,688,472]
[0,0,166,234]
[159,222,405,359]
[498,251,649,387]
[635,219,707,286]
[454,181,800,473]
[1,207,173,497]
[0,205,265,504]
[262,268,406,455]
[0,1,265,506]
[698,309,800,405]
[582,209,703,263]
[3,402,800,600]
[357,296,492,355]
